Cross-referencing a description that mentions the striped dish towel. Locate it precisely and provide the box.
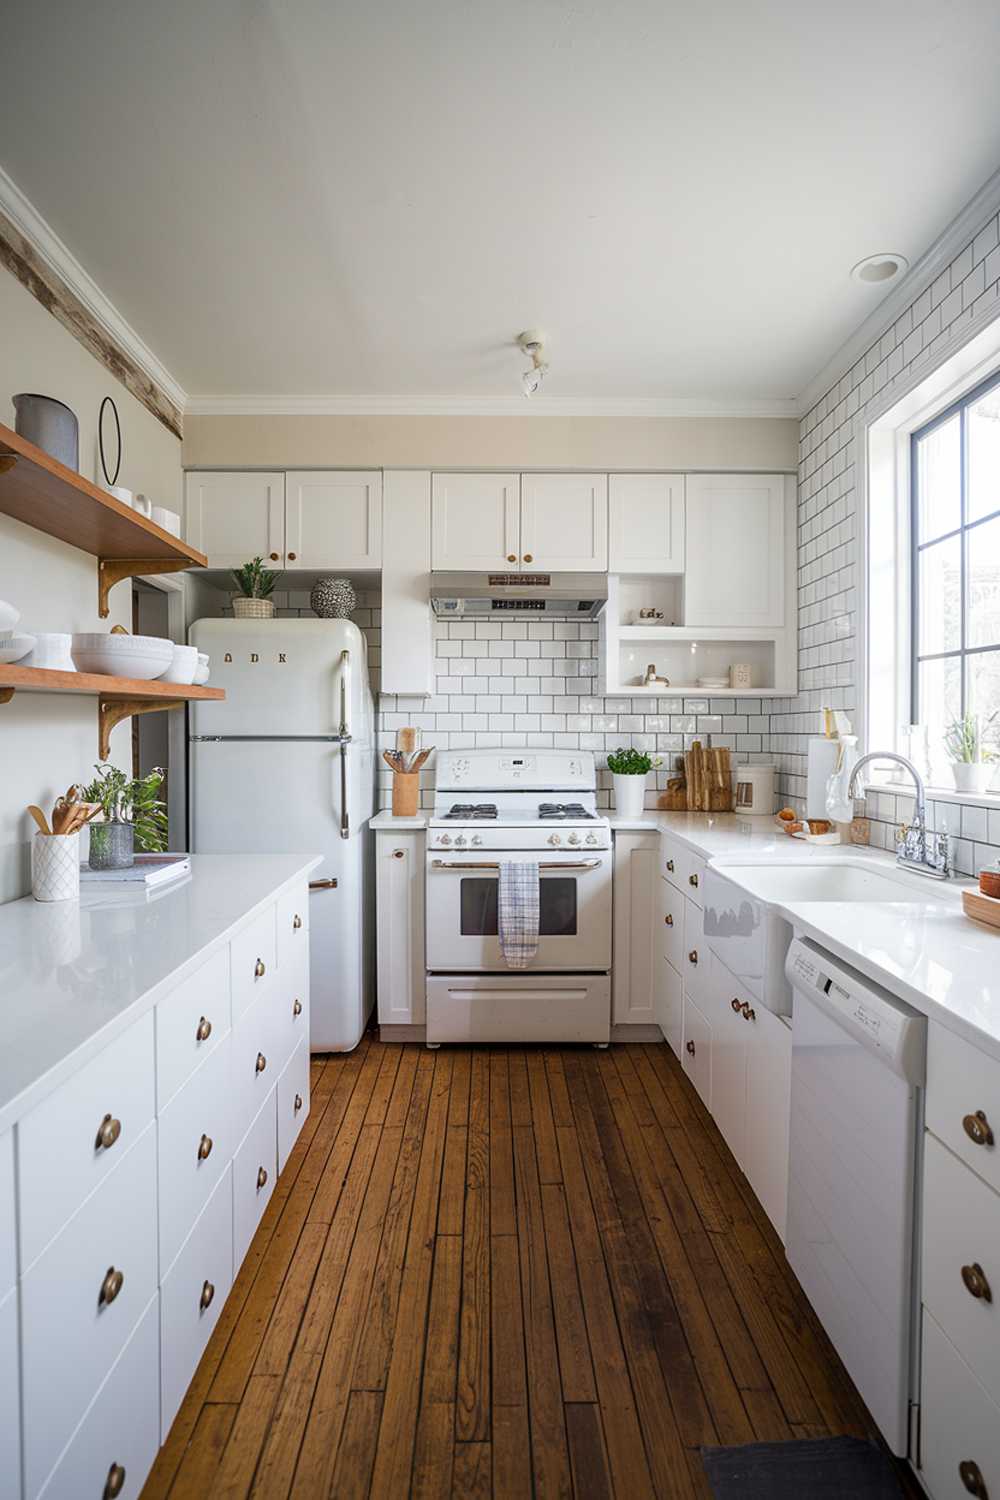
[498,861,540,969]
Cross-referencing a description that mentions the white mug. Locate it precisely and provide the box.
[151,505,181,536]
[107,484,133,508]
[132,492,153,517]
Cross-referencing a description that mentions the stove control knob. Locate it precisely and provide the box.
[471,834,483,847]
[439,834,451,846]
[585,833,598,845]
[567,832,580,845]
[454,835,466,847]
[548,833,562,845]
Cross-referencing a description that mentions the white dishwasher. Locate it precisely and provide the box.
[785,937,926,1457]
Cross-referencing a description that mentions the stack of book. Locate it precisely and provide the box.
[80,853,191,891]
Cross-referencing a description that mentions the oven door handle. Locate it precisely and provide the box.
[430,858,602,873]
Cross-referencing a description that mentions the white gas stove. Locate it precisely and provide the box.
[425,750,612,1046]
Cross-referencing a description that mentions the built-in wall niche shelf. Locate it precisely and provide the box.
[615,574,684,629]
[0,665,224,758]
[0,422,209,617]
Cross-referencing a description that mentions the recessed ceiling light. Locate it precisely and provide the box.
[850,253,908,285]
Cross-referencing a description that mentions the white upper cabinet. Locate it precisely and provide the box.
[185,472,285,568]
[685,474,788,627]
[520,474,608,571]
[284,471,382,569]
[609,474,685,573]
[431,473,519,570]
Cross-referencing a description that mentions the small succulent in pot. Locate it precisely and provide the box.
[944,712,997,794]
[232,556,280,619]
[81,763,168,869]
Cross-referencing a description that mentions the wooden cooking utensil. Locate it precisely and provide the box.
[27,804,51,836]
[408,749,432,773]
[396,727,418,755]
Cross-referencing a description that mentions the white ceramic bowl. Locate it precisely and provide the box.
[160,643,198,685]
[193,661,210,685]
[0,633,36,665]
[71,632,174,680]
[21,632,75,672]
[0,599,20,633]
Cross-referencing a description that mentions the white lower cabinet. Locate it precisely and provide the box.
[157,1036,232,1276]
[742,1000,791,1240]
[920,1307,1000,1500]
[376,830,426,1028]
[655,951,683,1057]
[612,832,659,1025]
[160,1166,233,1437]
[233,1092,278,1271]
[277,1041,310,1173]
[0,1288,20,1493]
[37,1294,160,1500]
[681,993,712,1106]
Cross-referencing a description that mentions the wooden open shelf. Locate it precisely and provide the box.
[0,665,224,757]
[0,422,208,616]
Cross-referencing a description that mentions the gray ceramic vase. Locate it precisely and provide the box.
[13,393,79,470]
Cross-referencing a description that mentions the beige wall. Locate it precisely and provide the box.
[0,267,182,901]
[183,413,799,471]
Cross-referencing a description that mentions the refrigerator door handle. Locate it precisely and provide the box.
[338,648,351,739]
[309,877,338,890]
[340,741,350,840]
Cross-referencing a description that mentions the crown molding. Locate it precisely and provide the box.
[183,392,800,419]
[0,165,188,422]
[798,164,1000,417]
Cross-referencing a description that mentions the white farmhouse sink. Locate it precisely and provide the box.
[711,860,938,906]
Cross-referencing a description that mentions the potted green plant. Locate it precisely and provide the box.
[944,712,997,794]
[81,763,168,869]
[232,556,279,619]
[607,745,662,818]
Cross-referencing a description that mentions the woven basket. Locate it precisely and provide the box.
[233,597,275,620]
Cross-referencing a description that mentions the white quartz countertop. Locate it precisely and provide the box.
[371,812,429,830]
[0,852,322,1135]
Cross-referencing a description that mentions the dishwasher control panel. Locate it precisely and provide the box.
[786,938,926,1084]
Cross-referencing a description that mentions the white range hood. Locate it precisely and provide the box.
[429,571,607,619]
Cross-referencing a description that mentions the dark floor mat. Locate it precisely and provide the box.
[701,1437,905,1499]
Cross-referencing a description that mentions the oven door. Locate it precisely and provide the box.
[425,849,612,972]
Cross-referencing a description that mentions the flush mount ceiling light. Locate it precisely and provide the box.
[516,330,548,397]
[850,252,909,285]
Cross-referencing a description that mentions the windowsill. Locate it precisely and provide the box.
[862,778,1000,808]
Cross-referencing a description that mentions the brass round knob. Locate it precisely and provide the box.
[96,1113,121,1151]
[294,1093,304,1113]
[731,998,742,1013]
[961,1263,993,1302]
[256,1052,267,1074]
[689,873,699,888]
[293,913,302,929]
[104,1462,126,1499]
[392,849,405,859]
[200,1279,215,1311]
[963,1110,995,1148]
[293,998,303,1017]
[688,950,698,965]
[254,957,266,978]
[686,1039,696,1056]
[959,1459,988,1498]
[287,551,297,561]
[269,552,279,561]
[664,913,673,926]
[196,1015,212,1042]
[666,859,675,872]
[507,554,517,563]
[523,553,533,563]
[198,1134,213,1162]
[99,1266,124,1307]
[741,1001,756,1022]
[257,1166,268,1191]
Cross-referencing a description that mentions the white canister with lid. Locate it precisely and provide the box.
[731,763,777,815]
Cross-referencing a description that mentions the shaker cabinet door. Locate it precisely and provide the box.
[431,473,520,570]
[609,474,685,573]
[284,471,382,569]
[685,473,787,627]
[520,473,608,570]
[184,472,285,568]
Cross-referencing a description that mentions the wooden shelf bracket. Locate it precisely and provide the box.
[98,558,187,619]
[98,696,185,759]
[0,688,14,705]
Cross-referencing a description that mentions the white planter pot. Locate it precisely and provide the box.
[31,832,80,902]
[613,773,647,819]
[951,762,991,794]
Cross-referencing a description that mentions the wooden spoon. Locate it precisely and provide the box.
[27,804,50,836]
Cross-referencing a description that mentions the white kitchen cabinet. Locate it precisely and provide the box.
[742,998,791,1239]
[920,1308,999,1500]
[284,471,382,569]
[376,830,426,1029]
[609,474,685,573]
[705,958,748,1160]
[520,473,608,571]
[160,1166,232,1437]
[612,832,658,1026]
[431,473,519,570]
[682,994,712,1107]
[0,1289,19,1497]
[381,470,434,696]
[185,472,285,568]
[655,951,684,1057]
[685,473,788,628]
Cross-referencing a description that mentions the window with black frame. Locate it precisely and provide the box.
[911,371,1000,786]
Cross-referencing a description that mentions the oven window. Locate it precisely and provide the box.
[459,877,578,936]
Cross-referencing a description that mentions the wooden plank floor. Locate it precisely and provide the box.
[142,1036,916,1499]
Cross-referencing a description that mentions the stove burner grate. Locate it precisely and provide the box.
[442,803,498,820]
[538,803,595,820]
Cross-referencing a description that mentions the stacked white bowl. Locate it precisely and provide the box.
[0,598,35,664]
[71,633,174,680]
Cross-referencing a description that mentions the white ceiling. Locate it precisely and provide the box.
[2,0,1000,405]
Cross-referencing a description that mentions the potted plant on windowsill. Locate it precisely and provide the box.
[81,763,168,870]
[944,713,996,795]
[232,556,279,619]
[607,746,662,819]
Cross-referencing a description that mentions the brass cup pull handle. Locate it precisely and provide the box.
[688,950,698,965]
[198,1134,213,1161]
[257,1166,268,1191]
[200,1279,215,1311]
[196,1015,212,1042]
[99,1266,124,1307]
[959,1459,988,1498]
[294,1092,304,1112]
[685,1039,696,1056]
[731,998,742,1013]
[287,551,297,561]
[506,554,517,563]
[664,914,674,926]
[523,553,533,563]
[269,552,280,561]
[963,1110,995,1148]
[254,957,266,978]
[293,913,302,929]
[689,873,699,888]
[961,1263,993,1302]
[104,1462,126,1499]
[741,1001,756,1022]
[293,998,303,1017]
[96,1113,121,1151]
[665,859,675,872]
[256,1052,267,1074]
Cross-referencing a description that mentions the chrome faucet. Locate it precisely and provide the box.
[847,751,950,879]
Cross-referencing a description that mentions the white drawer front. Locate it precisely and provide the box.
[921,1307,1000,1500]
[277,1041,310,1174]
[160,1166,233,1439]
[0,1129,14,1296]
[0,1289,19,1497]
[655,954,683,1058]
[19,1012,155,1271]
[276,881,309,972]
[924,1132,1000,1405]
[22,1123,158,1499]
[231,989,280,1147]
[230,904,277,1020]
[36,1293,160,1500]
[683,896,710,1007]
[677,847,706,908]
[659,876,685,972]
[928,1022,1000,1197]
[158,1036,233,1277]
[155,946,231,1109]
[233,1091,277,1271]
[682,994,712,1107]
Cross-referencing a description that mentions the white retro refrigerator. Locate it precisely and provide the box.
[189,619,375,1051]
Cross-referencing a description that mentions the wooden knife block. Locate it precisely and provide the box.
[391,772,420,817]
